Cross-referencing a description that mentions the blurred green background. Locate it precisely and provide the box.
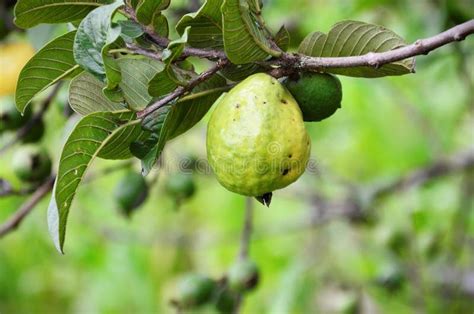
[0,0,473,313]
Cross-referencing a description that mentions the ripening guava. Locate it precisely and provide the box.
[0,42,35,96]
[12,145,52,182]
[284,72,342,122]
[207,73,310,197]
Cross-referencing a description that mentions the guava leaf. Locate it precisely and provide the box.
[14,0,111,29]
[140,74,229,175]
[274,25,290,51]
[117,57,164,111]
[119,20,144,42]
[47,110,141,253]
[68,72,125,115]
[148,27,197,97]
[73,0,124,81]
[220,63,262,81]
[135,0,170,25]
[298,20,415,77]
[176,0,223,49]
[15,31,83,114]
[221,0,281,64]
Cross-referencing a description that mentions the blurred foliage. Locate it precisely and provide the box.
[0,0,473,313]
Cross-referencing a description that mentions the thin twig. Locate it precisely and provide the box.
[239,197,254,260]
[0,176,55,237]
[0,83,62,155]
[233,197,254,314]
[137,59,229,118]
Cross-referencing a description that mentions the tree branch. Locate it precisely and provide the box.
[267,19,474,72]
[0,176,55,238]
[137,59,229,118]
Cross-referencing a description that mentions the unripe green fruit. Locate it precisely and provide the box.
[165,173,196,201]
[284,72,342,122]
[215,288,238,313]
[12,145,52,182]
[22,119,45,143]
[0,97,32,132]
[113,171,148,214]
[227,259,260,293]
[175,274,216,308]
[207,73,310,197]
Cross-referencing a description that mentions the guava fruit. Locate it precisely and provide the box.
[175,274,216,308]
[207,73,310,198]
[164,173,196,201]
[227,259,260,293]
[0,97,32,132]
[12,145,52,182]
[113,171,148,215]
[214,287,238,313]
[284,72,342,122]
[22,119,45,143]
[0,42,35,96]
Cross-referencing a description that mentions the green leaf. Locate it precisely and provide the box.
[135,0,170,25]
[221,0,281,64]
[47,110,140,253]
[15,31,82,114]
[117,57,164,110]
[119,20,144,41]
[140,74,229,175]
[274,25,290,51]
[151,13,169,37]
[14,0,111,29]
[148,28,197,97]
[220,63,262,81]
[68,72,125,115]
[298,20,415,77]
[176,0,223,49]
[73,0,124,81]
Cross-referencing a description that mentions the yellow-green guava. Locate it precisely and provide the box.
[284,72,342,122]
[206,73,311,197]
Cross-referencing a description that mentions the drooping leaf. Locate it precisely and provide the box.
[68,72,125,115]
[73,0,124,81]
[220,63,262,81]
[14,0,111,29]
[151,13,169,37]
[298,20,415,77]
[140,74,229,175]
[221,0,281,64]
[135,0,170,25]
[176,0,223,49]
[47,110,140,253]
[117,57,164,110]
[148,27,197,97]
[119,20,144,42]
[15,31,82,113]
[274,25,290,51]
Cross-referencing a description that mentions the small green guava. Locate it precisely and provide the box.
[164,173,196,201]
[284,72,342,122]
[206,73,311,197]
[227,259,260,293]
[0,97,32,132]
[113,171,148,215]
[175,274,216,308]
[12,145,52,182]
[22,119,45,143]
